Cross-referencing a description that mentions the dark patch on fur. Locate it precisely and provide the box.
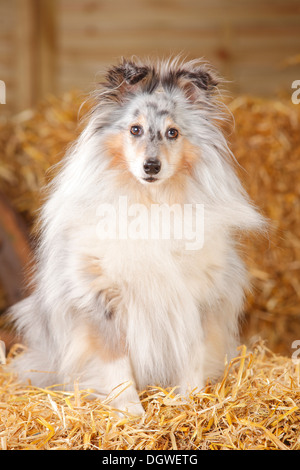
[148,127,156,142]
[107,61,149,87]
[162,67,218,94]
[157,109,169,117]
[147,101,158,111]
[143,70,159,94]
[93,124,108,134]
[179,68,219,92]
[104,307,114,320]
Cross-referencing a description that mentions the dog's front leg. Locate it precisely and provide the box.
[91,355,145,416]
[178,340,205,397]
[69,260,145,415]
[64,320,144,416]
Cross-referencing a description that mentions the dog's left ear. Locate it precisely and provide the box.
[176,65,219,101]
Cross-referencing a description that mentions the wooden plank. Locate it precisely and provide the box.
[15,0,37,111]
[58,0,300,29]
[14,0,58,112]
[0,1,16,115]
[34,0,58,100]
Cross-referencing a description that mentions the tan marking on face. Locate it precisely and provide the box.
[158,135,198,180]
[105,133,128,170]
[127,115,147,154]
[156,139,199,203]
[158,144,171,167]
[179,138,199,175]
[163,172,188,204]
[134,114,146,128]
[132,138,147,159]
[104,131,151,197]
[165,117,176,129]
[112,162,155,206]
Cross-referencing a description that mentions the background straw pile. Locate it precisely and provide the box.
[0,90,299,449]
[230,95,300,354]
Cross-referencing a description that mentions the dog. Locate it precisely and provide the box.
[8,57,263,415]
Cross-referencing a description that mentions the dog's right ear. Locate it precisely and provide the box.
[107,59,150,87]
[102,59,151,103]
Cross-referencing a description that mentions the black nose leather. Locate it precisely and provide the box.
[143,158,161,175]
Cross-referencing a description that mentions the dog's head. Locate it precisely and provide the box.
[65,58,263,237]
[93,57,222,186]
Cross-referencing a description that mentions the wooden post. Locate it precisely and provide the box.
[15,0,36,110]
[35,0,58,101]
[15,0,57,112]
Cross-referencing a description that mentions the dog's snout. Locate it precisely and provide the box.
[143,158,161,175]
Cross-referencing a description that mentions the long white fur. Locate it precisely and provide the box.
[9,57,264,415]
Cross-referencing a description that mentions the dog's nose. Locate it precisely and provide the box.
[143,158,161,175]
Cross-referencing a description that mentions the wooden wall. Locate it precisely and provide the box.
[1,0,300,117]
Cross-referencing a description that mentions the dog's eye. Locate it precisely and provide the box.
[130,125,143,136]
[166,128,179,139]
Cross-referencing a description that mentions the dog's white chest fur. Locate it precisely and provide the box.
[97,235,225,390]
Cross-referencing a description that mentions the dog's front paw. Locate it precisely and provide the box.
[119,400,145,417]
[111,396,145,417]
[106,382,145,417]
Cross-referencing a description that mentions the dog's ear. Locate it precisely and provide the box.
[101,59,151,103]
[106,59,150,91]
[103,59,161,103]
[175,65,219,102]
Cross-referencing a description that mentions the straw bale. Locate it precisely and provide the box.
[0,343,299,450]
[228,97,300,353]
